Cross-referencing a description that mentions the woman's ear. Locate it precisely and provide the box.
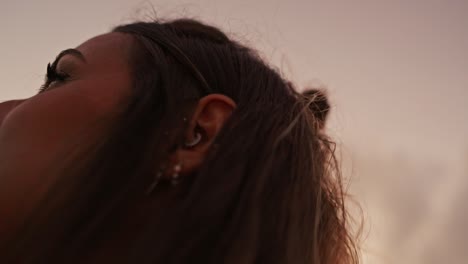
[168,94,236,176]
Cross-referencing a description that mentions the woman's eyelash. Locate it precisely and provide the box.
[38,62,70,93]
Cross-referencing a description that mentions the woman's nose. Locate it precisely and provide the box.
[0,100,26,126]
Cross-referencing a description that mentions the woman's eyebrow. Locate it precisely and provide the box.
[53,48,87,65]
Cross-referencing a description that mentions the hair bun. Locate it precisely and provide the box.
[302,88,330,128]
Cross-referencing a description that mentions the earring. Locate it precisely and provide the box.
[185,132,202,148]
[146,168,164,195]
[171,163,182,185]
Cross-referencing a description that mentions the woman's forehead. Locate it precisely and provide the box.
[75,32,133,67]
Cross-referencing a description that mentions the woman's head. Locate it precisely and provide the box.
[0,19,358,263]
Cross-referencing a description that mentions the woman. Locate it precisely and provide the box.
[0,19,358,263]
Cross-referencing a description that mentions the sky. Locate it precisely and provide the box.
[1,0,467,263]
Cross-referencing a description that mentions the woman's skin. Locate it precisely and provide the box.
[0,33,133,239]
[0,32,236,242]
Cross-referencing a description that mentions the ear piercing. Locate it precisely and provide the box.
[146,162,185,194]
[185,132,202,148]
[171,163,182,185]
[146,131,201,194]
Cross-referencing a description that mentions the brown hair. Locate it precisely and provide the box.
[0,19,359,264]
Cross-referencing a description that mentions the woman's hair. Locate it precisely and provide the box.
[1,19,359,263]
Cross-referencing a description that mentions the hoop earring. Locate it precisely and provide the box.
[185,132,202,148]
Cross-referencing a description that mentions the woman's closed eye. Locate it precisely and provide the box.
[37,49,87,94]
[38,63,71,94]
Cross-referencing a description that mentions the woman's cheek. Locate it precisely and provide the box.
[0,86,112,239]
[0,100,27,127]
